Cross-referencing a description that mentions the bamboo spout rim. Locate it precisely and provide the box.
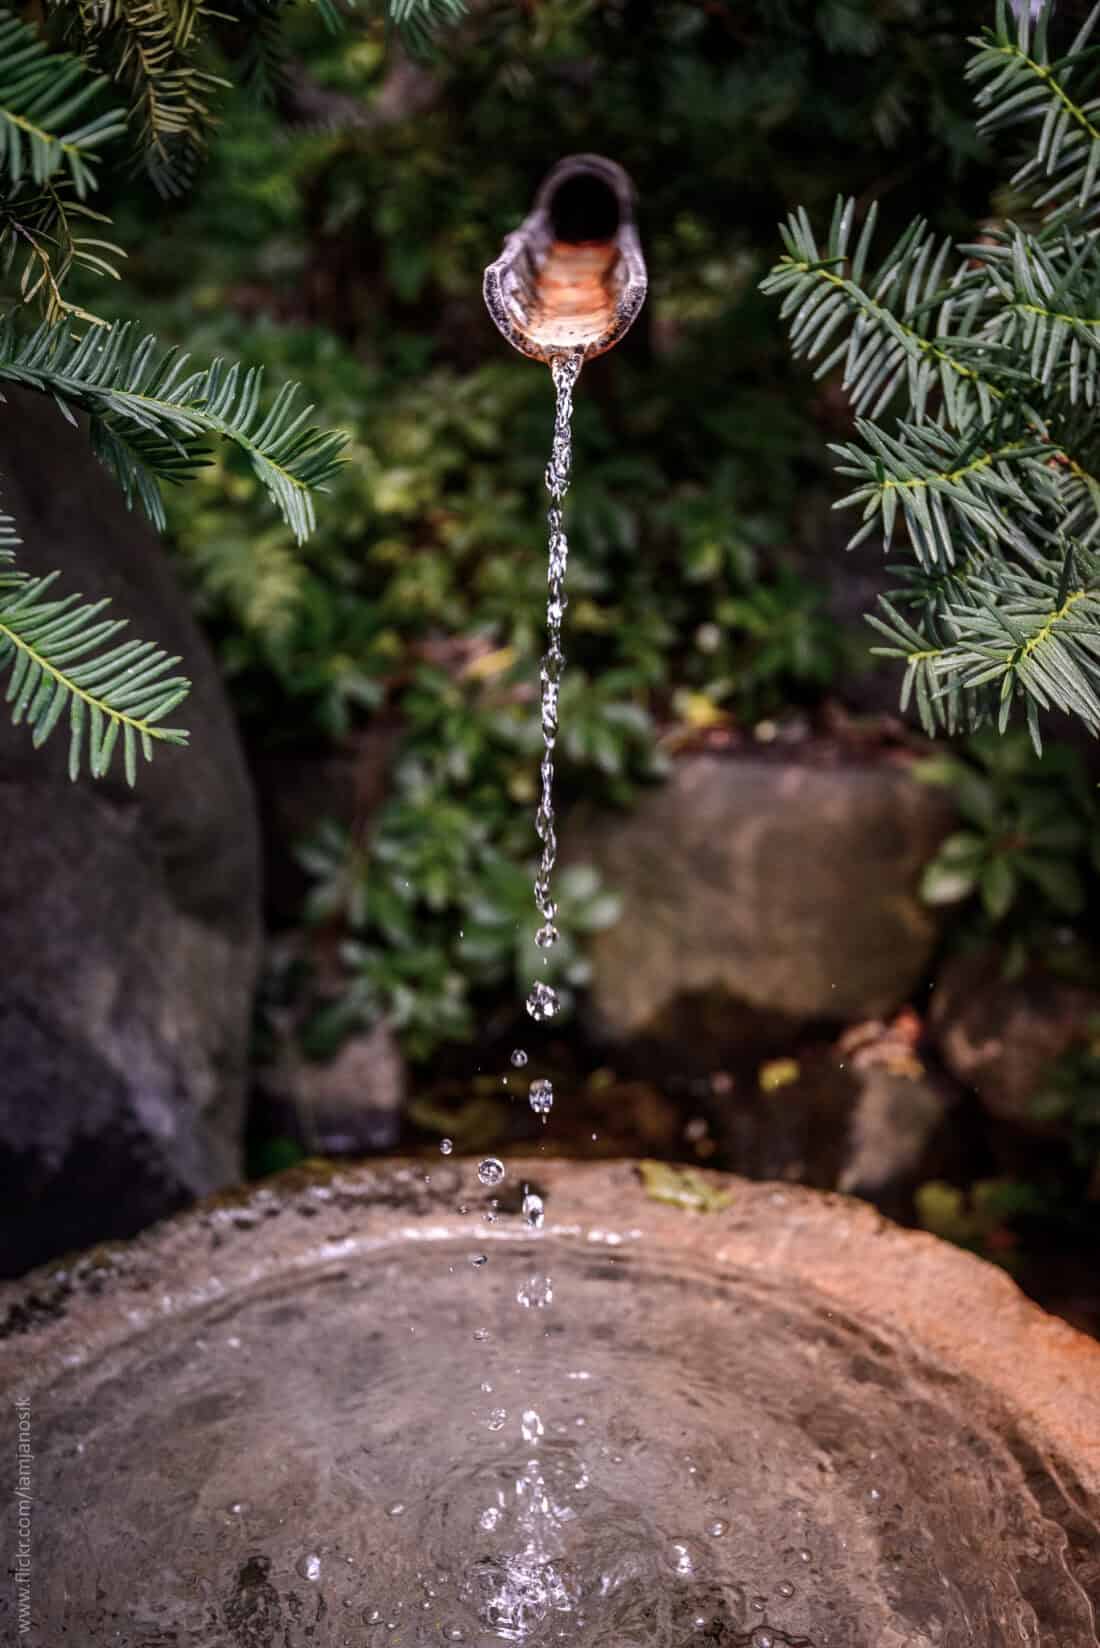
[484,153,647,365]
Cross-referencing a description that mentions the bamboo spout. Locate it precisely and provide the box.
[483,154,647,364]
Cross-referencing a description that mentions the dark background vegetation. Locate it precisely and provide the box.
[24,0,1100,1326]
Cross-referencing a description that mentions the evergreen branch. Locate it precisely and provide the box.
[871,545,1100,747]
[0,180,125,322]
[0,501,19,563]
[387,0,467,56]
[60,0,228,196]
[0,10,126,197]
[0,316,348,540]
[968,0,1100,221]
[964,225,1100,404]
[761,198,1006,428]
[830,418,1070,560]
[230,0,292,103]
[764,11,1100,743]
[0,502,190,783]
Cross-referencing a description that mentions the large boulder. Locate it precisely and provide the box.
[0,389,261,1275]
[570,752,954,1066]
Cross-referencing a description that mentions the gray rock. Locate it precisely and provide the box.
[837,1064,954,1210]
[570,752,954,1066]
[930,949,1100,1132]
[258,1018,406,1155]
[704,1044,954,1218]
[0,388,260,1275]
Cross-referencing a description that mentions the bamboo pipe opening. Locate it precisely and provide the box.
[483,155,647,364]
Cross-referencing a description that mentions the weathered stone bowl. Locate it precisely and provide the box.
[1,1160,1097,1647]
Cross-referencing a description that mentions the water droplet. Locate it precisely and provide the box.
[528,1078,553,1117]
[516,1273,553,1309]
[387,1502,405,1517]
[473,1328,490,1342]
[480,1381,493,1393]
[487,1408,507,1431]
[777,1581,795,1599]
[296,1553,322,1581]
[751,1633,774,1648]
[525,981,559,1022]
[751,1594,767,1611]
[479,1505,502,1532]
[667,1540,696,1578]
[520,1408,544,1442]
[707,1518,728,1538]
[868,1486,882,1502]
[799,1548,812,1563]
[535,923,558,949]
[522,1191,544,1229]
[478,1157,505,1187]
[470,1252,488,1268]
[510,1048,528,1068]
[440,1138,454,1156]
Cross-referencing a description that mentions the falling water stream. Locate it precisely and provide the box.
[455,360,817,1648]
[523,349,584,1053]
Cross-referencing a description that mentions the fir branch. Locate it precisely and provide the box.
[830,419,1062,560]
[965,225,1100,404]
[0,180,125,322]
[0,500,190,783]
[0,10,126,197]
[761,198,1007,429]
[0,316,348,541]
[871,545,1100,747]
[765,5,1100,744]
[61,0,228,196]
[968,0,1100,222]
[387,0,466,56]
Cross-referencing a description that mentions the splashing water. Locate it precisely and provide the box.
[525,349,584,1030]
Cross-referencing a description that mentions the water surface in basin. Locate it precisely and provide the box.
[19,1232,1099,1648]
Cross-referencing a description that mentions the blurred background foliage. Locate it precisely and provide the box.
[40,0,1098,1300]
[64,0,1009,1048]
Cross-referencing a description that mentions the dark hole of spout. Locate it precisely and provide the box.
[549,173,620,243]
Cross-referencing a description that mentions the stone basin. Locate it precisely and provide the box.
[1,1160,1097,1647]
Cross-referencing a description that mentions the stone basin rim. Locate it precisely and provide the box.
[1,1157,1097,1497]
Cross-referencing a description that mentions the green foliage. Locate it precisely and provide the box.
[296,809,620,1061]
[916,1175,1047,1265]
[0,11,127,323]
[968,0,1100,224]
[0,504,189,780]
[763,0,1100,745]
[916,728,1100,964]
[700,568,851,721]
[60,0,229,198]
[73,0,996,1045]
[0,0,487,792]
[56,0,468,195]
[0,12,126,195]
[0,315,347,539]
